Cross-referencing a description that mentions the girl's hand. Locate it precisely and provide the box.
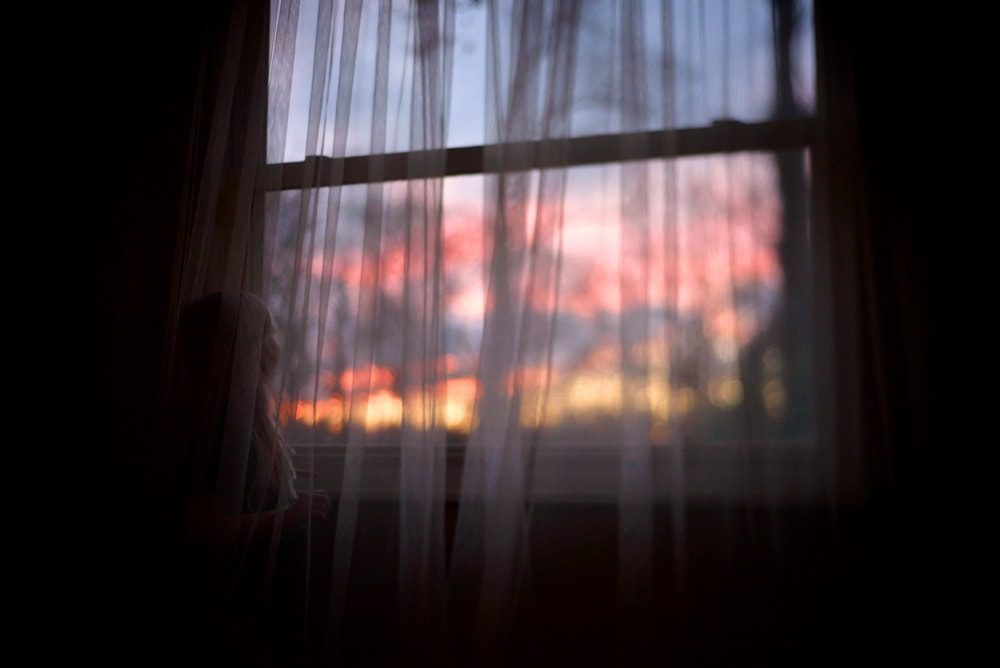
[282,490,331,533]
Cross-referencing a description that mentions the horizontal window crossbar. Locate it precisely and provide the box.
[259,117,813,191]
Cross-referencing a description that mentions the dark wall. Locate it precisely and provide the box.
[816,0,954,646]
[71,2,238,661]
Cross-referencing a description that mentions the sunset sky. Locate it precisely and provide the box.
[265,0,814,437]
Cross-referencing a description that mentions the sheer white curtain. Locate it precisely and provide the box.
[155,0,820,662]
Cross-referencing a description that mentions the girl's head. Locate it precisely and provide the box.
[178,292,278,383]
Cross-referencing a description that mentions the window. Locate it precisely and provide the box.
[256,0,828,501]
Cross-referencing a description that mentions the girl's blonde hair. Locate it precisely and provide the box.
[176,292,295,514]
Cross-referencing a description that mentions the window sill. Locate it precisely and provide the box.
[291,441,848,505]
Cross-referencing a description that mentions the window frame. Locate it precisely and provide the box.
[248,0,851,505]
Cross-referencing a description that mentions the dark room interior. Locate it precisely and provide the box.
[62,1,958,665]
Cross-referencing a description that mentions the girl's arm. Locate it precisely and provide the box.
[185,491,331,546]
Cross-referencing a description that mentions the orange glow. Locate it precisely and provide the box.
[708,377,744,408]
[398,376,479,432]
[281,396,345,432]
[565,373,622,418]
[671,387,697,416]
[363,390,403,431]
[340,365,395,393]
[441,354,460,375]
[440,376,479,432]
[279,375,482,435]
[442,376,478,403]
[280,363,757,438]
[507,365,558,394]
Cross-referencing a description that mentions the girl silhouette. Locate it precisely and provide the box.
[174,292,328,547]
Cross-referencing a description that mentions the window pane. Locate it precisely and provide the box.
[265,149,814,447]
[268,0,815,163]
